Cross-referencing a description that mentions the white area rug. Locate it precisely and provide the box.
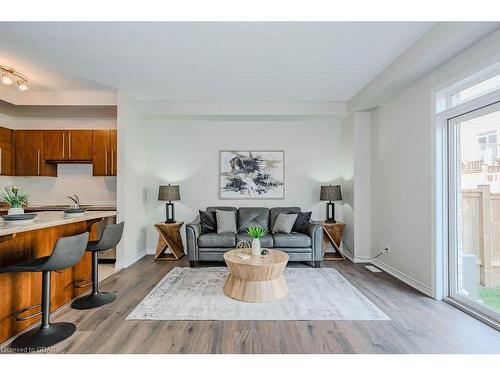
[126,267,389,321]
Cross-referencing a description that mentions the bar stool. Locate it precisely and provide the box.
[0,232,89,350]
[71,222,124,310]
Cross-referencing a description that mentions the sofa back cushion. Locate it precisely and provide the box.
[270,207,301,230]
[237,207,269,232]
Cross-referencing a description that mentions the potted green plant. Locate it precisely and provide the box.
[1,186,28,215]
[246,226,268,257]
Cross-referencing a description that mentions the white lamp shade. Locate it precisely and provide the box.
[17,81,28,91]
[1,74,12,85]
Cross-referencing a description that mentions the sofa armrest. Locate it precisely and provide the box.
[186,219,202,261]
[307,221,324,261]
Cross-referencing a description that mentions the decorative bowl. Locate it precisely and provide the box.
[64,208,86,217]
[3,213,37,225]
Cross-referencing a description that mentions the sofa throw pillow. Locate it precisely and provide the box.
[292,211,312,233]
[272,213,298,234]
[199,210,217,234]
[216,210,237,234]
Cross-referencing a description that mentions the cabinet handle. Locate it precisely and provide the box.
[0,147,2,175]
[69,133,72,158]
[105,150,108,175]
[62,132,65,159]
[111,150,114,175]
[37,149,41,175]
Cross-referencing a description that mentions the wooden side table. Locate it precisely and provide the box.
[154,222,184,261]
[322,222,346,261]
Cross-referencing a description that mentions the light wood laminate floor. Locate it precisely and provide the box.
[11,256,500,353]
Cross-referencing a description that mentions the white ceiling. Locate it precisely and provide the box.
[0,22,435,101]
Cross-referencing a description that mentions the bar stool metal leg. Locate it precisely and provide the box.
[71,252,116,310]
[10,271,76,351]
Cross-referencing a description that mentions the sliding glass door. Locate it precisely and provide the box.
[448,101,500,323]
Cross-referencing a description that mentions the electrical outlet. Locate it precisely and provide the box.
[384,244,391,253]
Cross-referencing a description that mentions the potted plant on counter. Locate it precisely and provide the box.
[246,226,268,257]
[1,186,28,215]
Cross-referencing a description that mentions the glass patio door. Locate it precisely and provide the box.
[448,100,500,324]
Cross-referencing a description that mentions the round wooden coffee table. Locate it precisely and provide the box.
[223,249,289,303]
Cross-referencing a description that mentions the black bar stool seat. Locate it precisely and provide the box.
[71,222,124,310]
[0,232,89,351]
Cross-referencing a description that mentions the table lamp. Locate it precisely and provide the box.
[320,185,342,223]
[158,184,180,223]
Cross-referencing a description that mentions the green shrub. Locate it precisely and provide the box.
[1,186,28,208]
[246,226,267,239]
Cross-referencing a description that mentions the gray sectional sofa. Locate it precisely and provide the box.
[186,206,324,267]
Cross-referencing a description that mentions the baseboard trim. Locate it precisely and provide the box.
[370,258,433,297]
[116,249,147,270]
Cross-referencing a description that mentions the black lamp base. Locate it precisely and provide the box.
[165,202,175,223]
[325,202,336,223]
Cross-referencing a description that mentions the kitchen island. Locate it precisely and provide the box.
[0,211,117,345]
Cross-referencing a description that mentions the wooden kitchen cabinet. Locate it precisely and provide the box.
[14,131,57,176]
[92,130,116,176]
[44,130,93,162]
[0,126,13,176]
[44,130,66,160]
[110,129,117,176]
[68,130,93,161]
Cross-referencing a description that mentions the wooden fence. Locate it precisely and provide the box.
[462,185,500,287]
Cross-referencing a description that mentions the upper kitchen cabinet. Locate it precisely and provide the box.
[14,131,57,177]
[92,130,116,176]
[44,130,93,162]
[0,126,14,176]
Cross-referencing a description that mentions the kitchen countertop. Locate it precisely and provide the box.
[0,210,117,237]
[0,205,117,213]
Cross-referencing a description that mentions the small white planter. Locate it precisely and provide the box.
[8,207,24,215]
[251,238,261,257]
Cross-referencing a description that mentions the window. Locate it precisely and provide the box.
[477,131,497,164]
[450,72,500,107]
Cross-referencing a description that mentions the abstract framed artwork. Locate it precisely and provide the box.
[219,150,284,199]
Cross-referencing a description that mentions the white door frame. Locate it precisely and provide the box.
[445,98,500,328]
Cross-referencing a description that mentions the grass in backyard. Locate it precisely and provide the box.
[479,286,500,311]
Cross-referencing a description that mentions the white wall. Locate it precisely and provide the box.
[363,28,500,298]
[12,117,116,130]
[12,165,116,206]
[142,117,343,252]
[353,112,371,258]
[341,112,371,260]
[341,115,355,254]
[116,92,147,268]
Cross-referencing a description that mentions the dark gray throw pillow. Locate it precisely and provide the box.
[292,211,312,233]
[199,210,216,233]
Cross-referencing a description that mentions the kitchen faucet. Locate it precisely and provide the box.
[66,194,80,207]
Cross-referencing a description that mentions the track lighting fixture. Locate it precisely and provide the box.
[1,65,29,91]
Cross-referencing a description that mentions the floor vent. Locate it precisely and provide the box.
[365,265,382,273]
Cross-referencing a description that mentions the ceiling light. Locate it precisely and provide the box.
[1,65,29,91]
[1,73,12,85]
[17,80,28,91]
